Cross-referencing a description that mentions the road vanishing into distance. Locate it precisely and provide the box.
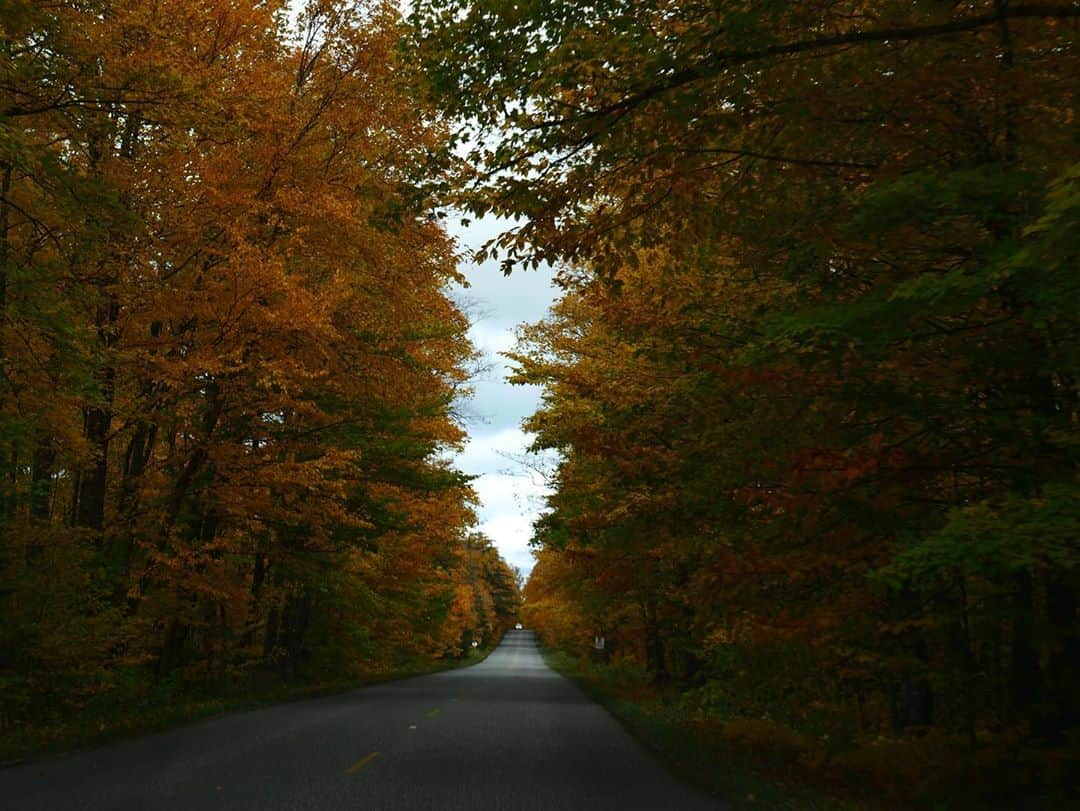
[2,631,722,810]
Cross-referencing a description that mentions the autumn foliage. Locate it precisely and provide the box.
[0,0,519,744]
[414,0,1079,804]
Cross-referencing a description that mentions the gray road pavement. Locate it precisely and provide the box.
[1,630,723,810]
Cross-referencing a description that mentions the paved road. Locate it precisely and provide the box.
[2,630,722,810]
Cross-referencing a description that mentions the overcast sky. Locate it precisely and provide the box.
[446,215,559,576]
[394,0,556,575]
[392,4,556,575]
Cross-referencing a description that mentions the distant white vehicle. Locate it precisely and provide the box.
[515,623,523,630]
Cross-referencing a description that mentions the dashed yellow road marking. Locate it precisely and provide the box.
[426,708,441,717]
[344,751,379,775]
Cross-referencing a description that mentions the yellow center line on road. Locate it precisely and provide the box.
[426,708,441,717]
[344,751,380,775]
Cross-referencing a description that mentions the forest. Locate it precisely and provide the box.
[2,0,1077,807]
[410,0,1080,807]
[0,0,520,756]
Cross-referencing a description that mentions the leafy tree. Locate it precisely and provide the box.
[414,0,1080,779]
[0,0,519,741]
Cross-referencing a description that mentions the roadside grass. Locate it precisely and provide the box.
[544,650,855,810]
[0,648,492,765]
[543,650,1079,811]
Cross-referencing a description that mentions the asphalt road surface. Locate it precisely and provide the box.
[2,630,723,810]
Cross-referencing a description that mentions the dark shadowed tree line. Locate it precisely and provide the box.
[0,0,519,745]
[412,0,1078,803]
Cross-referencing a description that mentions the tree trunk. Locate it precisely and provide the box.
[76,295,119,536]
[0,163,12,520]
[643,601,668,684]
[75,393,113,532]
[157,616,189,680]
[1008,571,1043,732]
[279,587,311,682]
[1038,572,1078,740]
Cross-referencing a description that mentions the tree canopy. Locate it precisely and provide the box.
[0,0,519,743]
[412,1,1079,799]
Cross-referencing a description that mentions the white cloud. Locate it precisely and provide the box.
[478,513,539,573]
[457,427,536,473]
[444,213,561,575]
[473,471,551,517]
[459,442,554,577]
[454,428,555,576]
[467,322,516,357]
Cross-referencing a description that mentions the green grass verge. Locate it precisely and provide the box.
[0,647,494,765]
[543,650,1079,811]
[543,649,857,810]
